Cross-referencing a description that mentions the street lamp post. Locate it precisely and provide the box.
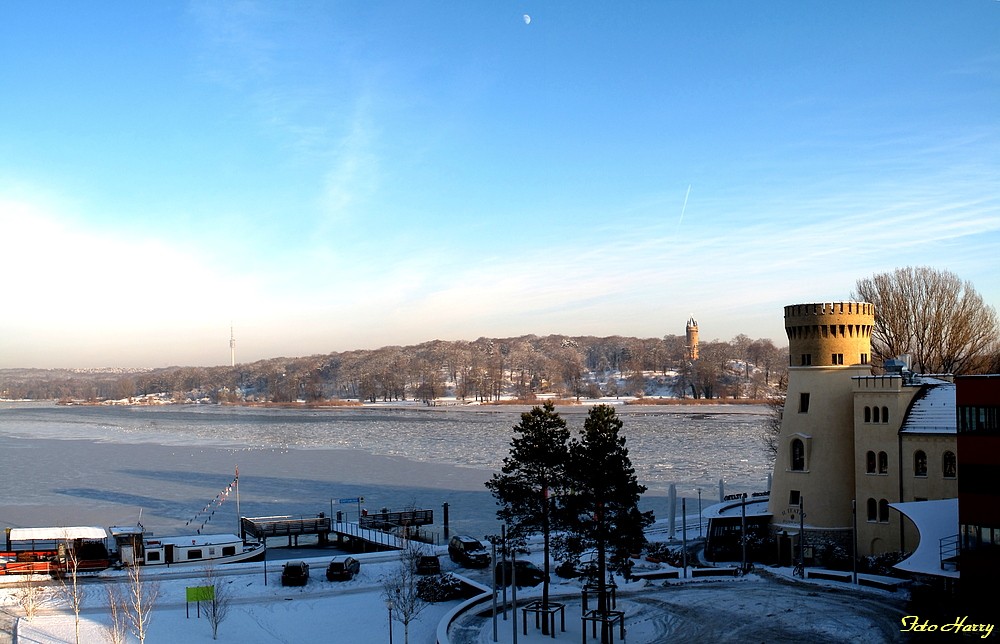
[852,499,858,585]
[799,497,805,572]
[697,488,702,538]
[740,493,747,573]
[385,599,394,644]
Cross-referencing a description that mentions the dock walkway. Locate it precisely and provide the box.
[240,515,405,551]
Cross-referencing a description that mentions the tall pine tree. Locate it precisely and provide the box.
[563,404,653,643]
[485,401,570,629]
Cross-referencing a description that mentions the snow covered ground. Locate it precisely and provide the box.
[3,549,456,644]
[1,532,912,644]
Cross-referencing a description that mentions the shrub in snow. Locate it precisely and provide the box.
[644,542,685,567]
[416,573,464,602]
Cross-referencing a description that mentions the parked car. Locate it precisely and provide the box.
[494,560,548,588]
[448,535,491,568]
[281,561,310,586]
[326,555,361,581]
[415,555,441,575]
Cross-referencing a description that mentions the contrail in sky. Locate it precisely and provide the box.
[678,184,692,225]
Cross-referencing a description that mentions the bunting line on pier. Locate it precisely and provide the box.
[184,475,239,533]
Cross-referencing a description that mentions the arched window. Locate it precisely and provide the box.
[878,499,889,523]
[790,439,805,471]
[914,450,928,477]
[864,407,871,423]
[866,451,876,474]
[878,451,889,475]
[873,406,881,423]
[867,498,877,522]
[882,406,889,423]
[943,451,957,479]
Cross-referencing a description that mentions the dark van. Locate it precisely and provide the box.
[281,561,310,586]
[448,535,490,568]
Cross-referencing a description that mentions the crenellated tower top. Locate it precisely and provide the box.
[784,301,874,367]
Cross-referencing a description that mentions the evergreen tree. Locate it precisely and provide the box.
[485,401,570,630]
[563,404,653,643]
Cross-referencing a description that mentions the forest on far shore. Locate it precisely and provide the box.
[0,333,787,405]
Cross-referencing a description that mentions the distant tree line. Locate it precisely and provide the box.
[6,265,997,404]
[0,332,788,404]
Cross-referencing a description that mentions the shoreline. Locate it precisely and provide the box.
[24,397,773,416]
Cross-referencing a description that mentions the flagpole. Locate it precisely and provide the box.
[235,465,241,536]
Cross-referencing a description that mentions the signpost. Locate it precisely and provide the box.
[186,585,215,618]
[331,496,366,521]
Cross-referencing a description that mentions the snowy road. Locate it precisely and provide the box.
[448,573,909,644]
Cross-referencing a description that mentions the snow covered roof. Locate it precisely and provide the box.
[890,498,958,579]
[8,526,108,541]
[702,496,771,520]
[152,533,243,547]
[901,381,955,434]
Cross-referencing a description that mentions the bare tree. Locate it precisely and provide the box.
[125,562,160,644]
[57,535,86,644]
[853,266,1000,374]
[761,391,786,461]
[202,565,232,640]
[13,570,46,620]
[104,584,128,644]
[381,542,428,644]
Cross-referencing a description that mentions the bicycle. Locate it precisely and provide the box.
[792,563,804,578]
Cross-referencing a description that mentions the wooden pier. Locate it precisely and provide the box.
[239,514,420,552]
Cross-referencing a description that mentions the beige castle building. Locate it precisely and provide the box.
[768,302,957,561]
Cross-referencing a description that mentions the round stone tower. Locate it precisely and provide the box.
[783,302,874,368]
[685,316,699,361]
[768,302,874,553]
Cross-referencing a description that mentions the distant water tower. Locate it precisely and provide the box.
[230,325,236,367]
[685,316,699,361]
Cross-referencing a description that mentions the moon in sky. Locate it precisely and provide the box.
[523,14,531,25]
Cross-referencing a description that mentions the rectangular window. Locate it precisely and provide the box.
[187,549,203,560]
[831,353,844,365]
[223,546,236,557]
[146,551,160,562]
[861,353,869,364]
[789,490,800,506]
[801,354,812,366]
[799,393,810,413]
[958,405,1000,434]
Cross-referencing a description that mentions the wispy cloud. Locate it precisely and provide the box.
[318,94,380,227]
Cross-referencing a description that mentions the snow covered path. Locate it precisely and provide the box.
[448,573,908,644]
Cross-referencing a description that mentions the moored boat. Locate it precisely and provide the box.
[109,525,265,566]
[2,526,111,575]
[1,524,264,575]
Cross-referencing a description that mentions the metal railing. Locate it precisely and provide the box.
[939,533,960,571]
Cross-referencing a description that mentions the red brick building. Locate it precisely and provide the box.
[956,374,1000,599]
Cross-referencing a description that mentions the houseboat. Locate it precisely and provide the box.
[109,525,265,567]
[2,526,111,575]
[1,525,264,575]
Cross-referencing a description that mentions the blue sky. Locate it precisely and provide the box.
[1,1,998,368]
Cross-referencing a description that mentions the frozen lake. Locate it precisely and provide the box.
[0,401,771,542]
